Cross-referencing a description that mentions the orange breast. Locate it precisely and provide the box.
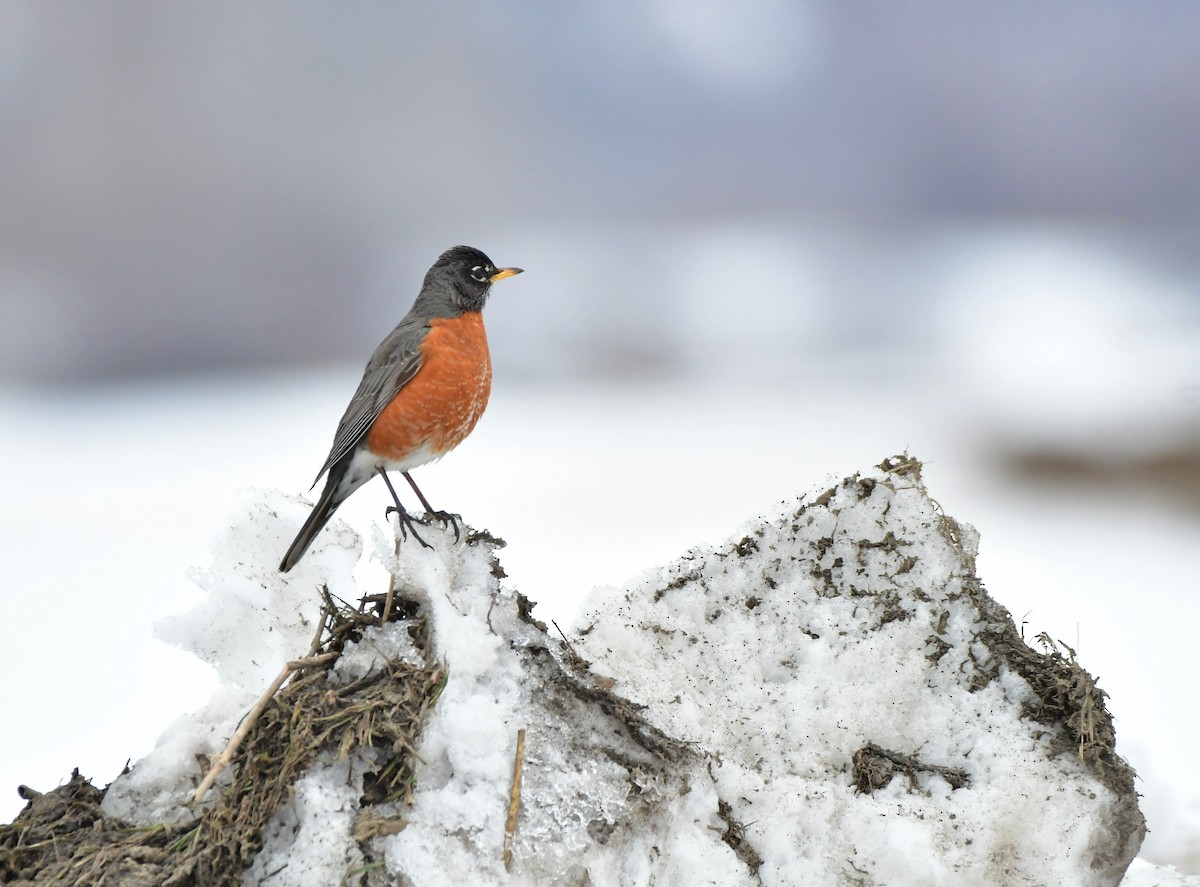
[366,312,492,463]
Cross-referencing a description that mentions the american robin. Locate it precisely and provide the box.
[279,245,522,573]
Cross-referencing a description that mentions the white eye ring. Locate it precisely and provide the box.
[470,265,488,282]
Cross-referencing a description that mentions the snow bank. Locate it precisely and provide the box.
[93,458,1174,885]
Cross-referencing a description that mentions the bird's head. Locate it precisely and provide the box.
[424,245,523,314]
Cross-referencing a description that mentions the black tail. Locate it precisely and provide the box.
[279,474,343,573]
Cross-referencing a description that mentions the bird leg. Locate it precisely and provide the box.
[378,469,432,549]
[403,471,462,543]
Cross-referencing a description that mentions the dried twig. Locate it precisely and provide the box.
[503,727,526,872]
[191,603,336,805]
[551,620,591,675]
[191,650,339,804]
[383,530,402,624]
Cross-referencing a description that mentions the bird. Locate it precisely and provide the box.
[279,245,522,573]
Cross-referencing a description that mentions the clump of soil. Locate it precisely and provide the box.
[0,769,194,886]
[851,743,969,794]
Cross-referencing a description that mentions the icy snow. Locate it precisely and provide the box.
[100,490,358,825]
[570,463,1139,885]
[1124,859,1200,887]
[89,460,1190,885]
[241,752,372,887]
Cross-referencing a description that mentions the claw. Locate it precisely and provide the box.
[401,471,461,542]
[385,505,433,549]
[382,469,463,548]
[427,510,462,543]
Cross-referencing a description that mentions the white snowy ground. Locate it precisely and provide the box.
[1,373,1197,880]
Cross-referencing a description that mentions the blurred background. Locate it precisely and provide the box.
[1,0,1197,873]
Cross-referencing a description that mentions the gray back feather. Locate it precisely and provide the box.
[312,314,429,484]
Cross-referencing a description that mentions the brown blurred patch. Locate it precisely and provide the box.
[998,439,1200,513]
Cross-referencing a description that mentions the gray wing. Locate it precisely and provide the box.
[312,316,429,485]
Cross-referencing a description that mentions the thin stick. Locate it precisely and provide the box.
[192,602,331,804]
[551,620,580,660]
[382,532,401,625]
[191,650,338,804]
[503,727,526,872]
[311,591,335,656]
[551,620,590,675]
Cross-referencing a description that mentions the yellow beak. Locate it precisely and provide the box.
[489,267,523,282]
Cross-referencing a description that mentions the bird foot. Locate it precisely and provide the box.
[420,509,462,543]
[385,506,434,550]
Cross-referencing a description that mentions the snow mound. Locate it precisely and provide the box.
[573,455,1144,885]
[245,455,1145,885]
[16,458,1171,885]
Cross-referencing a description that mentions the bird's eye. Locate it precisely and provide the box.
[470,265,488,283]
